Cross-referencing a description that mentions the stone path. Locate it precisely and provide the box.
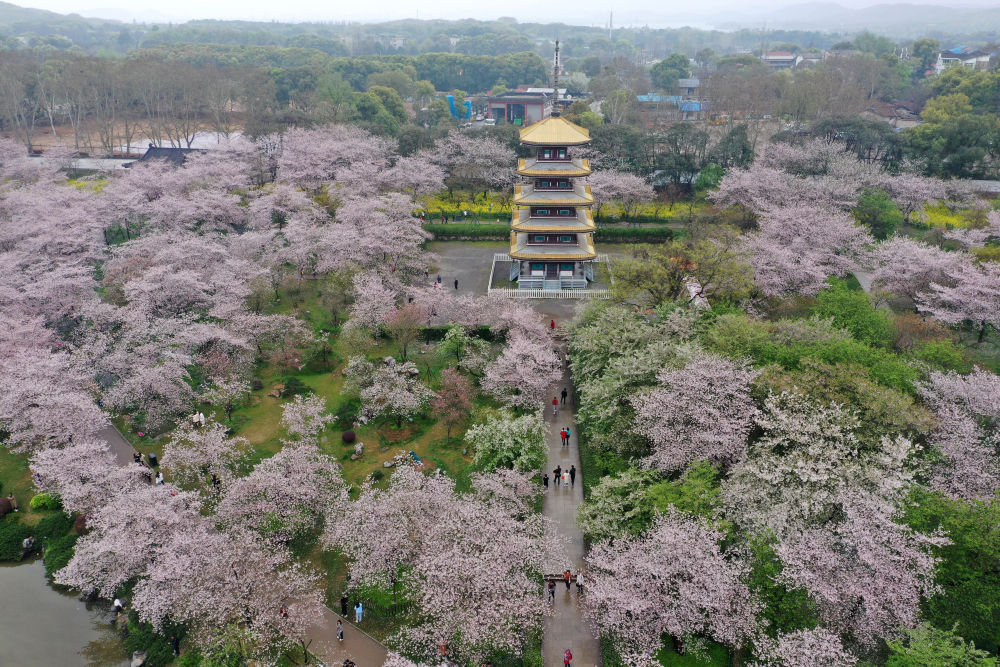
[541,343,602,667]
[304,606,388,667]
[97,422,389,666]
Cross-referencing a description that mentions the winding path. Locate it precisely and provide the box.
[541,342,602,667]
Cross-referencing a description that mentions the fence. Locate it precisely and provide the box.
[489,287,610,299]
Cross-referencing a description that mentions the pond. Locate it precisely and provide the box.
[0,560,129,666]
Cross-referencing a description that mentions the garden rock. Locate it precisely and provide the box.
[131,651,147,667]
[354,442,364,456]
[383,461,394,468]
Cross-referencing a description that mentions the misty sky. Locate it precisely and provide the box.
[16,0,1000,27]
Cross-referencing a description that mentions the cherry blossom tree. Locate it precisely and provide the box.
[742,204,872,298]
[775,494,946,647]
[30,439,148,515]
[131,527,323,662]
[280,394,335,446]
[481,333,561,410]
[162,421,252,492]
[422,131,516,194]
[584,509,760,665]
[344,356,434,427]
[55,486,206,597]
[917,369,1000,500]
[751,628,857,667]
[431,369,474,440]
[385,303,425,359]
[723,392,915,537]
[870,237,971,305]
[347,271,400,331]
[326,466,559,663]
[465,409,547,472]
[587,169,655,222]
[916,260,1000,343]
[215,444,344,544]
[631,350,757,472]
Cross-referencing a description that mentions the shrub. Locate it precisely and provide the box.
[124,620,176,667]
[370,470,385,482]
[914,340,971,373]
[73,515,88,535]
[334,396,362,423]
[342,430,357,444]
[35,512,73,541]
[0,517,32,561]
[813,279,892,348]
[43,534,78,578]
[281,376,311,398]
[29,492,62,511]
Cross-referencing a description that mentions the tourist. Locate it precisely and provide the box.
[561,387,568,404]
[565,426,572,443]
[113,598,124,614]
[6,493,16,511]
[424,268,429,280]
[354,601,363,623]
[212,474,221,491]
[553,466,561,486]
[155,471,164,485]
[564,648,573,666]
[542,473,549,490]
[569,465,576,487]
[337,620,344,642]
[547,580,556,603]
[279,605,289,618]
[169,634,180,657]
[454,278,459,290]
[559,428,567,446]
[436,274,442,283]
[552,397,559,416]
[550,319,556,330]
[564,569,572,590]
[576,571,584,594]
[133,451,141,465]
[340,594,349,617]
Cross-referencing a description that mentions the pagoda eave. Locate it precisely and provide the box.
[517,157,592,178]
[509,232,597,260]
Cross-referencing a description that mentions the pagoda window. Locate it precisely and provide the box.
[532,235,548,243]
[530,263,545,275]
[560,263,575,275]
[534,208,550,216]
[558,209,572,216]
[558,235,574,243]
[559,148,567,159]
[542,149,552,159]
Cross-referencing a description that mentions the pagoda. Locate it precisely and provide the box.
[507,44,598,290]
[508,117,597,289]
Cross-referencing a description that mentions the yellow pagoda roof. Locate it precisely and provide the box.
[519,115,592,146]
[511,207,595,233]
[509,231,597,260]
[517,157,591,178]
[513,183,594,207]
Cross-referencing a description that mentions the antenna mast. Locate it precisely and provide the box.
[552,40,561,115]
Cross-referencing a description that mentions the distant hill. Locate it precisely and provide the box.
[719,2,1000,38]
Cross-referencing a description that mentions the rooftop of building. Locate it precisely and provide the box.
[136,144,204,166]
[518,115,591,146]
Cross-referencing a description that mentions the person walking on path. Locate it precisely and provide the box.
[564,648,573,666]
[565,426,571,444]
[561,387,568,404]
[576,571,584,594]
[454,279,459,290]
[550,319,556,330]
[559,428,567,446]
[542,473,549,490]
[553,466,562,486]
[354,601,363,624]
[436,274,442,284]
[552,397,559,416]
[569,465,576,487]
[563,569,572,591]
[337,620,344,642]
[547,580,556,603]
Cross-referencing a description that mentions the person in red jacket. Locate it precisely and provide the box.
[563,648,573,666]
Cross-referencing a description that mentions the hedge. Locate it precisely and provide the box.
[418,210,691,225]
[423,224,675,243]
[29,492,62,511]
[0,516,32,561]
[35,512,73,541]
[43,534,78,578]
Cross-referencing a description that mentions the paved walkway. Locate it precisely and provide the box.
[541,343,602,667]
[305,606,388,667]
